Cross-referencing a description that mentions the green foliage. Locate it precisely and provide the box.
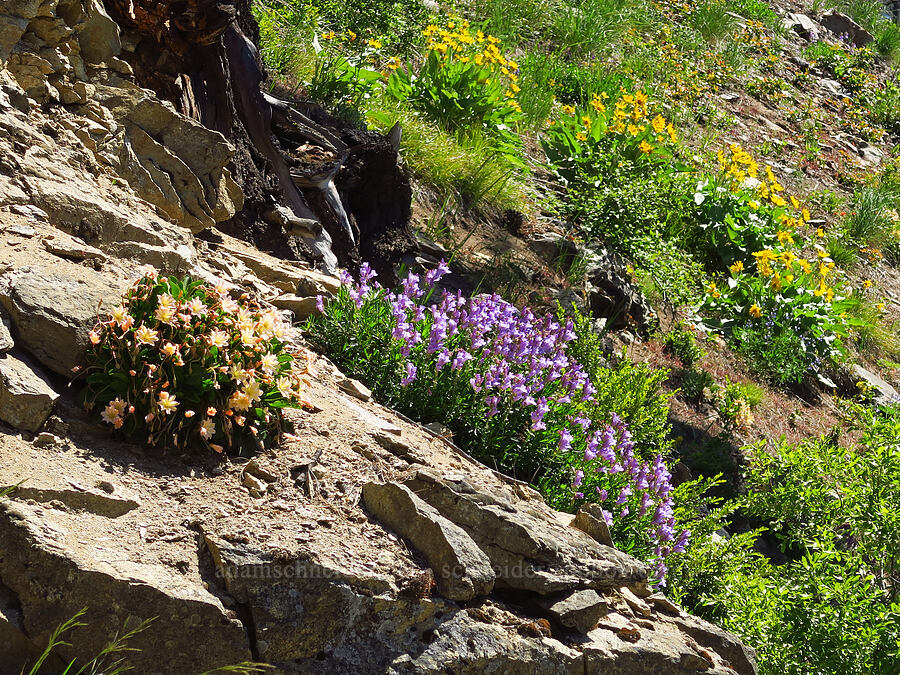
[670,405,900,674]
[385,25,524,153]
[843,183,897,248]
[664,322,706,367]
[731,323,811,386]
[565,308,675,460]
[366,102,527,211]
[82,275,309,455]
[680,367,716,402]
[687,0,739,43]
[543,89,702,304]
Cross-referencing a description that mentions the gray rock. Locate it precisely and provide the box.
[572,502,614,547]
[539,589,609,633]
[77,0,121,64]
[0,266,126,376]
[647,593,683,615]
[619,586,652,617]
[9,204,48,222]
[662,613,758,674]
[527,232,579,271]
[362,482,495,601]
[583,247,657,335]
[0,0,41,66]
[271,293,320,321]
[0,352,58,432]
[584,624,730,673]
[11,482,139,518]
[783,12,819,41]
[338,377,372,402]
[852,363,898,405]
[405,470,648,594]
[819,10,873,47]
[212,236,340,296]
[0,501,251,674]
[42,232,107,262]
[5,223,34,237]
[0,314,12,352]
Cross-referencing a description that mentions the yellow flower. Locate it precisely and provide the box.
[776,229,794,245]
[322,31,335,40]
[651,114,666,134]
[575,131,587,141]
[639,140,653,154]
[790,195,800,209]
[816,227,825,238]
[346,29,356,40]
[862,279,873,289]
[562,104,576,115]
[749,304,762,318]
[729,260,744,275]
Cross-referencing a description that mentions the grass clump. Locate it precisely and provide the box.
[82,274,311,455]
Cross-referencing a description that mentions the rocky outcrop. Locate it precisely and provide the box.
[0,367,757,674]
[0,0,242,241]
[362,481,495,601]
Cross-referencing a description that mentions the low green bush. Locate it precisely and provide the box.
[669,404,900,675]
[664,323,706,367]
[82,274,311,455]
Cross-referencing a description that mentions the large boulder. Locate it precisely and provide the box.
[0,265,127,376]
[0,500,252,674]
[404,470,648,595]
[819,10,873,47]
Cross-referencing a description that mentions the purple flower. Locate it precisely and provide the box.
[359,262,377,284]
[315,295,325,312]
[401,362,417,386]
[559,427,573,452]
[573,469,584,488]
[673,529,690,554]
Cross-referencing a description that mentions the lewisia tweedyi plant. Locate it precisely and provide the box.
[307,263,686,582]
[82,274,310,455]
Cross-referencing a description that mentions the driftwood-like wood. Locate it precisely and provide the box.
[102,0,415,276]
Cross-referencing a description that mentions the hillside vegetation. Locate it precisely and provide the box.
[250,0,900,671]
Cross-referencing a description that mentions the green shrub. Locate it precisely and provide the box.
[385,19,524,154]
[669,405,900,674]
[664,322,706,367]
[83,274,310,455]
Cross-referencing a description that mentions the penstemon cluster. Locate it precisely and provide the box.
[82,274,310,455]
[308,263,686,582]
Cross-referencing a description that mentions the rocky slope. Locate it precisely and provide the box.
[0,0,757,672]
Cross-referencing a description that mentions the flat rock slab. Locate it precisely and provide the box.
[0,352,58,432]
[12,482,139,517]
[405,470,648,595]
[362,481,495,600]
[0,501,251,674]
